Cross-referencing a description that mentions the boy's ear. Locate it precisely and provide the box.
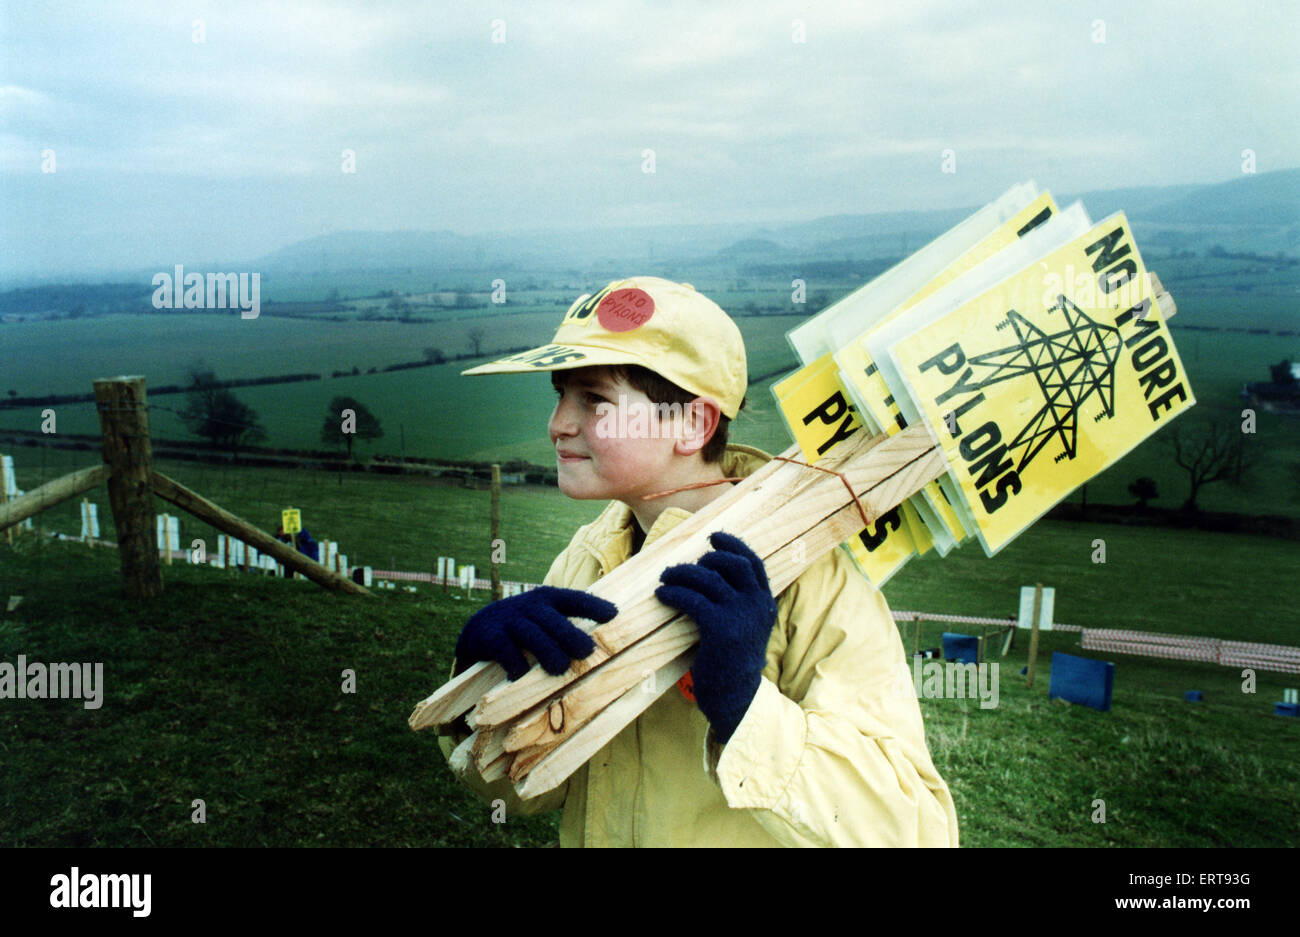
[675,397,722,457]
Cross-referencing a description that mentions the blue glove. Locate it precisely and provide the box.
[655,532,778,743]
[455,586,617,681]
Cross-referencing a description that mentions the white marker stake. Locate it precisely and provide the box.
[363,566,373,587]
[0,455,15,497]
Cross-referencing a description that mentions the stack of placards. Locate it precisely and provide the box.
[775,182,1193,581]
[409,183,1196,799]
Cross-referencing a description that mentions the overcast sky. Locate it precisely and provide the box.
[2,0,1296,276]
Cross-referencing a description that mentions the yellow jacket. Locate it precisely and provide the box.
[438,443,960,847]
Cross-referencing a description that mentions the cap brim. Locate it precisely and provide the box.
[460,343,644,377]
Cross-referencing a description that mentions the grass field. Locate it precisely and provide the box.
[4,261,1297,520]
[0,307,803,453]
[1,514,1296,848]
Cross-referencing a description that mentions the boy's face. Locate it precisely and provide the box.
[548,366,697,503]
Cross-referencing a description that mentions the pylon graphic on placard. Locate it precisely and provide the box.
[967,296,1122,471]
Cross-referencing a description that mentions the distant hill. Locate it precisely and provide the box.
[156,168,1283,279]
[1136,169,1300,226]
[716,238,785,257]
[257,229,487,273]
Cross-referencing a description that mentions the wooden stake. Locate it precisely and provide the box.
[513,650,695,799]
[0,465,108,533]
[150,471,371,596]
[1026,583,1043,688]
[1000,623,1016,657]
[491,464,502,602]
[447,734,476,778]
[474,428,942,729]
[499,616,700,754]
[412,426,942,732]
[1148,271,1176,321]
[94,377,163,598]
[478,751,513,783]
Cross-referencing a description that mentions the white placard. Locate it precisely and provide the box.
[1017,586,1055,631]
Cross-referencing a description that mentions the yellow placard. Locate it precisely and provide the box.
[773,353,871,459]
[842,496,932,586]
[835,192,1061,546]
[888,213,1195,554]
[770,355,916,585]
[281,508,302,535]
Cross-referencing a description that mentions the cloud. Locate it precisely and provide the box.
[0,0,1296,273]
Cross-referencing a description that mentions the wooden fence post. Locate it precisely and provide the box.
[94,376,163,598]
[1026,583,1043,688]
[0,465,107,534]
[150,471,371,596]
[491,463,502,601]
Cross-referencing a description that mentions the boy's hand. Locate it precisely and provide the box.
[454,586,617,681]
[655,531,778,744]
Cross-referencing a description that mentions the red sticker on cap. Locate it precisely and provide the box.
[595,288,655,333]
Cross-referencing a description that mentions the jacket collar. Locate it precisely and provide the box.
[575,443,774,576]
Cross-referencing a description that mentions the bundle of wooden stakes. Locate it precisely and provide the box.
[408,422,945,800]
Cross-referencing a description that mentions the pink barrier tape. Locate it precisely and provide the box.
[371,571,518,592]
[890,610,1084,633]
[1087,629,1219,647]
[1081,628,1300,674]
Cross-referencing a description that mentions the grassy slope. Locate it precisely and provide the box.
[1,475,1297,847]
[0,537,557,847]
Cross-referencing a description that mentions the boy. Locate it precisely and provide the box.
[438,276,958,847]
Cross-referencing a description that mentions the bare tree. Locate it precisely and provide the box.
[1164,418,1258,512]
[467,326,486,357]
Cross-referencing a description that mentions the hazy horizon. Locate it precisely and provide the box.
[2,1,1297,278]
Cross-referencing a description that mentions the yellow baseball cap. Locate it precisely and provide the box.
[460,276,748,419]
